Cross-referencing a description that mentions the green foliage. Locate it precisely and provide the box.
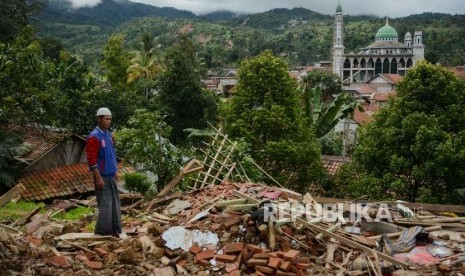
[0,27,62,125]
[0,130,22,194]
[302,70,343,102]
[0,201,45,220]
[0,0,45,42]
[225,50,324,192]
[115,109,184,191]
[122,172,152,195]
[320,131,343,156]
[339,62,465,203]
[157,37,218,146]
[101,34,133,90]
[55,206,94,221]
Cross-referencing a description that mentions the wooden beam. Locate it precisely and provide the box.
[0,184,25,207]
[156,159,204,197]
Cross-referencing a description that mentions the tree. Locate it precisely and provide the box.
[225,50,324,192]
[0,0,45,42]
[157,36,218,146]
[0,27,65,126]
[0,129,22,194]
[101,34,133,90]
[302,70,343,102]
[115,109,184,192]
[345,61,465,203]
[127,33,163,100]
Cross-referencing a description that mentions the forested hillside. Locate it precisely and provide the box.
[35,1,465,67]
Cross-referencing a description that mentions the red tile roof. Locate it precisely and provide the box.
[6,125,70,162]
[353,103,380,124]
[380,74,403,84]
[373,91,396,102]
[321,155,350,176]
[19,163,135,201]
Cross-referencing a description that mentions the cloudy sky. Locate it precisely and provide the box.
[69,0,464,17]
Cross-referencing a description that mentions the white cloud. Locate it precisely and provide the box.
[133,0,465,17]
[68,0,102,8]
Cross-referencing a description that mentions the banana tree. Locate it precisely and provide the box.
[303,86,363,138]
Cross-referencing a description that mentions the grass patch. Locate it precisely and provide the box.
[54,206,94,221]
[86,221,96,232]
[0,201,45,220]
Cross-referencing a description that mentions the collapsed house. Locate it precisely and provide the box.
[1,128,465,275]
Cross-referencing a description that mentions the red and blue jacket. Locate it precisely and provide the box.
[86,127,118,177]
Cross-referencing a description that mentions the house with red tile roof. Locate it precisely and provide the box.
[5,125,133,201]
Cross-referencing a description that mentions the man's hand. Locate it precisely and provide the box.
[93,170,104,189]
[115,172,120,182]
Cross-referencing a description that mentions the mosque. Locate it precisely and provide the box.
[331,2,425,83]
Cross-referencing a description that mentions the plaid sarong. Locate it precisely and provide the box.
[94,177,122,235]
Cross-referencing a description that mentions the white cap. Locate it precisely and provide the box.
[97,107,112,116]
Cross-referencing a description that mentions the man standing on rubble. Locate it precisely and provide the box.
[86,107,122,237]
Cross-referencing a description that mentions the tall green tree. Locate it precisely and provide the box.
[345,61,465,203]
[101,34,133,90]
[157,36,218,146]
[225,50,324,192]
[0,0,45,42]
[0,27,64,126]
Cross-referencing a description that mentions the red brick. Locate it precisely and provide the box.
[247,258,268,267]
[196,249,215,261]
[216,254,237,263]
[85,260,103,270]
[268,257,282,269]
[223,242,244,254]
[255,272,267,276]
[276,251,285,258]
[253,252,271,259]
[93,247,108,257]
[189,244,202,254]
[256,265,276,274]
[225,263,238,273]
[223,217,241,229]
[45,256,71,268]
[246,244,263,253]
[269,252,279,258]
[283,250,299,262]
[279,261,292,271]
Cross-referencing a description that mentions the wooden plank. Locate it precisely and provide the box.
[156,159,203,197]
[0,184,25,207]
[367,225,441,240]
[233,190,409,268]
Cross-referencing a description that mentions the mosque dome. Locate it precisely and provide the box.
[336,2,342,13]
[375,21,398,40]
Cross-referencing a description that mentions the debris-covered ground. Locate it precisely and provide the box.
[2,181,465,276]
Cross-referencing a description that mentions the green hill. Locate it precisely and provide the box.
[35,2,465,67]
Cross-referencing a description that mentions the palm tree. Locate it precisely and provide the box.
[127,33,163,100]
